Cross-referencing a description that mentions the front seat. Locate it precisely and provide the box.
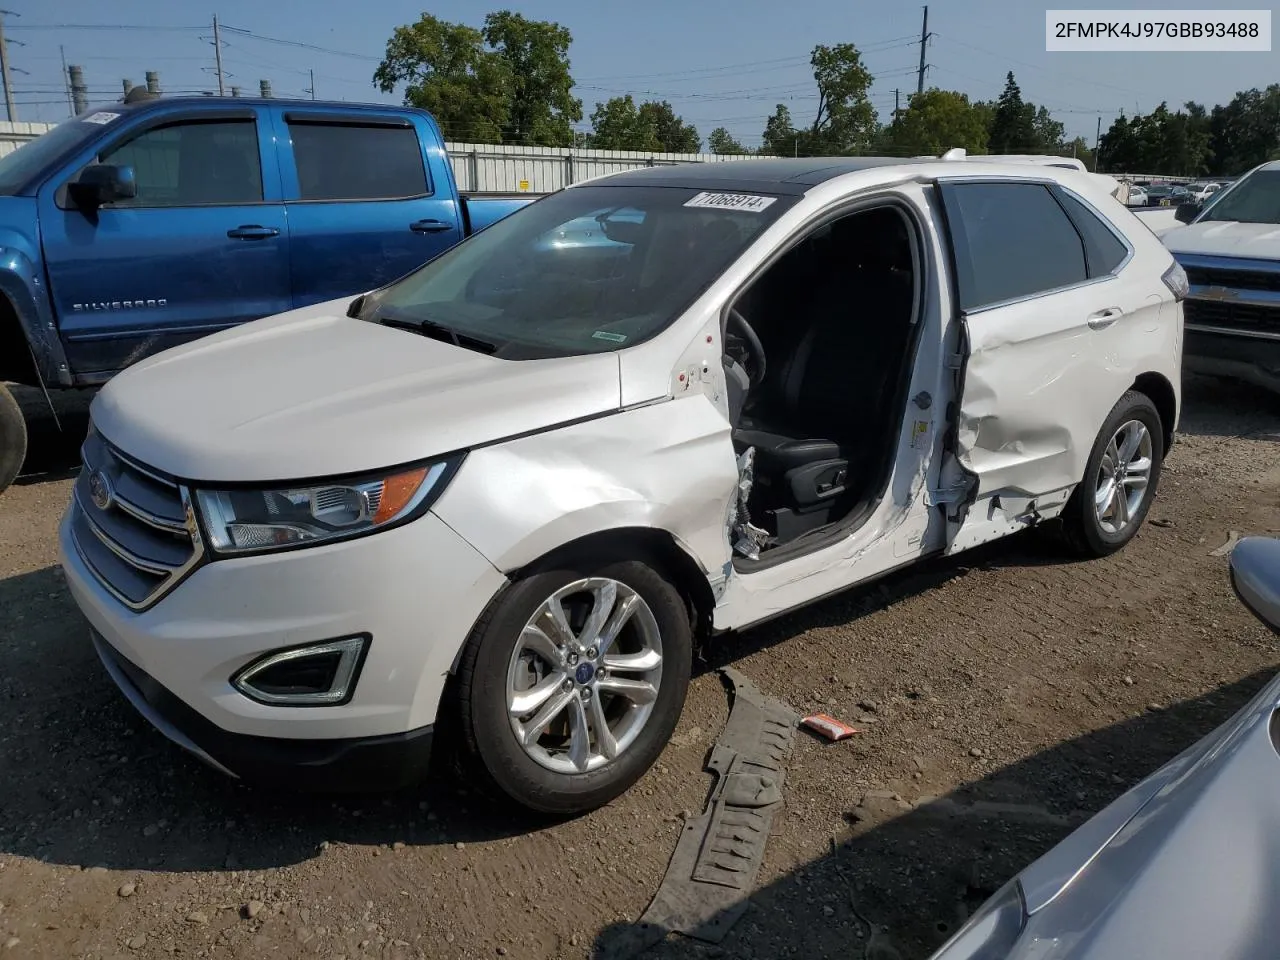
[732,213,913,525]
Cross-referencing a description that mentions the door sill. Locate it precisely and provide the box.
[731,493,886,574]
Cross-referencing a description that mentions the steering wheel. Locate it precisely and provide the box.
[727,308,767,389]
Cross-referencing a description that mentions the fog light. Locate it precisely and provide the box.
[232,635,369,706]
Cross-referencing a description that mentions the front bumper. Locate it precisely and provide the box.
[1184,327,1280,393]
[92,630,435,790]
[59,505,507,777]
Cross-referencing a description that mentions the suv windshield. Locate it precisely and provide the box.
[357,184,793,360]
[1198,169,1280,224]
[0,114,102,195]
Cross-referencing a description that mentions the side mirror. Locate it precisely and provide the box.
[1230,537,1280,634]
[1174,202,1199,224]
[68,164,137,209]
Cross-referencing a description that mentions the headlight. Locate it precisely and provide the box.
[195,457,461,555]
[930,880,1026,960]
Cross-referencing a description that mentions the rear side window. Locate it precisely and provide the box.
[1054,189,1129,276]
[941,182,1087,311]
[287,121,428,201]
[97,118,262,206]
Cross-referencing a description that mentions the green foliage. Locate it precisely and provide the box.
[374,10,581,146]
[1207,85,1280,174]
[587,96,700,152]
[885,88,989,156]
[988,72,1036,153]
[1098,101,1212,176]
[759,43,877,155]
[707,127,749,156]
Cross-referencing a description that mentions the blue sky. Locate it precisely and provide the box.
[9,0,1275,148]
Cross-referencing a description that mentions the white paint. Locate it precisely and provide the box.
[59,157,1184,780]
[81,111,121,125]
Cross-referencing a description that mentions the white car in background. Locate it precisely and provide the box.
[1187,181,1222,203]
[59,155,1186,813]
[1126,186,1149,207]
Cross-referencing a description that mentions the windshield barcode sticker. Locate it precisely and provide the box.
[82,112,121,125]
[684,192,777,213]
[592,330,627,343]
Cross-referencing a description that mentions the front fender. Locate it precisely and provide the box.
[431,395,738,580]
[0,241,71,386]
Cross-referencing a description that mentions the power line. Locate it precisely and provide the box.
[7,22,203,31]
[219,25,379,62]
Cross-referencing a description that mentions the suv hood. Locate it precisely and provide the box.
[91,300,623,483]
[1163,220,1280,258]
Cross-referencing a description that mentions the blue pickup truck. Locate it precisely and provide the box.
[0,96,537,492]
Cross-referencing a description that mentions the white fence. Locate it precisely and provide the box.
[0,121,751,191]
[0,121,54,158]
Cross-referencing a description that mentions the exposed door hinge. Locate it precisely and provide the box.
[944,352,965,370]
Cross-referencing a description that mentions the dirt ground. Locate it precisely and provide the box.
[1,376,1278,960]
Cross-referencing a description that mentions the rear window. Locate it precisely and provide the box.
[288,121,428,201]
[1055,189,1129,276]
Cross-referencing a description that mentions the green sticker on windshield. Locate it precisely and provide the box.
[592,331,628,343]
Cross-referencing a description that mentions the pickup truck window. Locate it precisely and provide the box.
[943,182,1088,311]
[97,119,263,206]
[288,121,428,201]
[1198,170,1280,225]
[1055,189,1129,276]
[358,184,793,360]
[0,115,100,195]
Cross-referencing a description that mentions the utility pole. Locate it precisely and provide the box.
[894,88,900,120]
[309,68,315,100]
[0,10,18,122]
[259,78,272,99]
[69,64,88,114]
[60,45,75,113]
[145,70,160,94]
[212,14,225,96]
[1094,115,1102,171]
[916,5,930,95]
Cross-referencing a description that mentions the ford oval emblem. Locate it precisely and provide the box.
[88,470,114,511]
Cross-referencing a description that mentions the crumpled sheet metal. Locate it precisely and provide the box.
[596,667,798,958]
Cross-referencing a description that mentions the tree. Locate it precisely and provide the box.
[587,96,699,151]
[1096,102,1211,176]
[708,127,748,155]
[884,88,989,156]
[807,43,877,153]
[1031,105,1066,153]
[374,10,581,146]
[757,44,877,156]
[1208,85,1280,174]
[374,15,508,143]
[637,100,700,153]
[988,72,1036,153]
[481,11,581,146]
[760,104,798,156]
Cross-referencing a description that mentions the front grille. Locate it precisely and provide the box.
[1185,298,1280,337]
[1184,266,1280,293]
[69,427,203,610]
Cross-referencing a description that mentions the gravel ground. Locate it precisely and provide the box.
[1,376,1278,960]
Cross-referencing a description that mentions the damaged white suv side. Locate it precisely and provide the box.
[59,156,1186,813]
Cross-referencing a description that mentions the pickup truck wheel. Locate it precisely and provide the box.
[455,556,692,815]
[1055,390,1164,558]
[0,383,26,495]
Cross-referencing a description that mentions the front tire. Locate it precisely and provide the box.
[0,383,27,495]
[1056,390,1164,558]
[455,554,692,815]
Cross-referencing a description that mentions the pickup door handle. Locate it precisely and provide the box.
[1087,307,1124,330]
[226,225,280,240]
[409,219,452,234]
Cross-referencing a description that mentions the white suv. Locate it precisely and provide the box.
[59,157,1186,813]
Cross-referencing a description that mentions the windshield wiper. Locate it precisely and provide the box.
[375,313,499,355]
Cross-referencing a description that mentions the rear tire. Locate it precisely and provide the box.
[0,383,27,495]
[454,553,692,815]
[1055,390,1163,558]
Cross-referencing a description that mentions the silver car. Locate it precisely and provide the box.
[931,535,1280,959]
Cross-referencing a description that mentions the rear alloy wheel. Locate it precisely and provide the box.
[1055,390,1164,558]
[456,556,691,814]
[0,383,27,496]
